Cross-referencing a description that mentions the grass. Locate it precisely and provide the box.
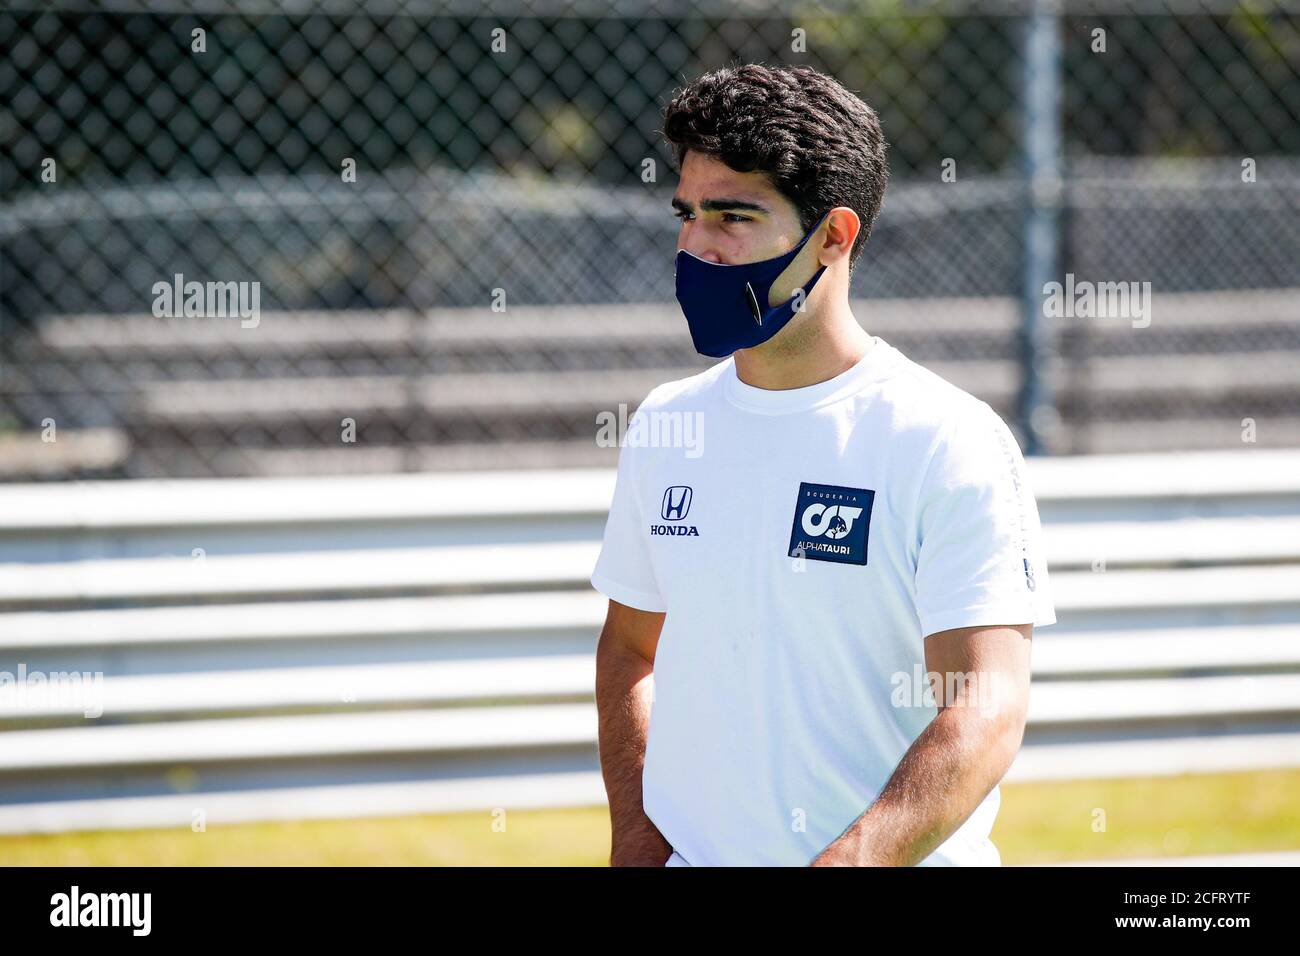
[0,805,613,867]
[2,767,1297,866]
[992,765,1300,864]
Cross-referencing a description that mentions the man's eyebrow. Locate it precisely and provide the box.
[671,196,772,215]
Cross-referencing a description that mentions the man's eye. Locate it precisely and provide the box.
[673,212,750,223]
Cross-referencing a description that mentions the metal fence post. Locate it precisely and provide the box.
[1019,0,1064,455]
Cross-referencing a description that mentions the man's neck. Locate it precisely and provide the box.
[731,303,875,392]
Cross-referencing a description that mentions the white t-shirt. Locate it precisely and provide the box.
[590,336,1056,866]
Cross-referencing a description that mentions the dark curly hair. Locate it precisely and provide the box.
[660,63,889,273]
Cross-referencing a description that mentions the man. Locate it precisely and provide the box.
[590,64,1055,867]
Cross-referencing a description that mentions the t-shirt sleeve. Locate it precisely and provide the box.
[590,419,668,613]
[913,401,1056,636]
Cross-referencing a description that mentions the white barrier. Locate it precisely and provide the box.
[0,448,1298,834]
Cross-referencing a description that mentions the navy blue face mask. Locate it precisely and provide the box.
[674,210,831,358]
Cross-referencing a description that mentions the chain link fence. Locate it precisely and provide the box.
[1,0,1298,478]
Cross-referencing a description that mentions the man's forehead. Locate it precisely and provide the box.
[674,155,776,206]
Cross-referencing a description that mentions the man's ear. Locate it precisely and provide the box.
[769,213,838,305]
[821,207,861,267]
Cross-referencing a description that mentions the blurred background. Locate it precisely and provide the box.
[0,0,1297,865]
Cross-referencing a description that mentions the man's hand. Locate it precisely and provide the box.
[809,622,1033,866]
[611,827,673,867]
[810,834,885,867]
[596,598,672,867]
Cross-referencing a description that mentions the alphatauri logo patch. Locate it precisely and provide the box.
[788,482,874,565]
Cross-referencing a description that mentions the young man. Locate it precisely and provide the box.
[590,64,1055,866]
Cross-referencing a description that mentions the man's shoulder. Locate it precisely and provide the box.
[875,343,1004,437]
[637,359,731,413]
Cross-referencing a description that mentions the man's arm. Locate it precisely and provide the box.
[595,597,673,866]
[811,622,1033,867]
